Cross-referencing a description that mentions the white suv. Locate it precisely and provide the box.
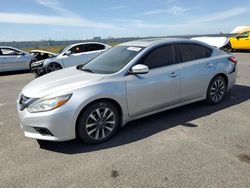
[31,42,111,76]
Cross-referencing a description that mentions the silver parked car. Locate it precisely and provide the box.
[17,38,237,144]
[0,46,33,72]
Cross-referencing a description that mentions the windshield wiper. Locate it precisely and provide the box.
[81,68,95,73]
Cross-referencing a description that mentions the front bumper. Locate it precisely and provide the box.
[31,63,46,76]
[17,104,76,141]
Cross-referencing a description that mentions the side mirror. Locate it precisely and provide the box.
[130,64,149,75]
[65,51,71,56]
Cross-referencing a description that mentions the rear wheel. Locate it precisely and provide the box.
[206,76,226,104]
[46,63,62,73]
[76,101,120,144]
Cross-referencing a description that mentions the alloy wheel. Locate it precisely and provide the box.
[85,107,116,140]
[210,79,225,103]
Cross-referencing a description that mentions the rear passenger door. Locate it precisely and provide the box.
[175,43,214,102]
[126,45,181,117]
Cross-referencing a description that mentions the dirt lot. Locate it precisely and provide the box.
[0,53,250,188]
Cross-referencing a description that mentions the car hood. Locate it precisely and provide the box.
[22,67,105,98]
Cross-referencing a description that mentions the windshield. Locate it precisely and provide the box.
[58,46,69,54]
[81,46,144,74]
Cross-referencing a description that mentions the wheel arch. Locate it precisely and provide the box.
[45,62,62,72]
[75,98,123,137]
[212,73,228,89]
[47,62,62,67]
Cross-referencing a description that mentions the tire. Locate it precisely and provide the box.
[76,101,120,144]
[34,72,40,78]
[46,63,62,73]
[206,76,226,105]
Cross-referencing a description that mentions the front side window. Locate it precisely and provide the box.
[177,44,212,63]
[82,46,144,74]
[69,45,85,54]
[141,45,175,69]
[237,32,249,38]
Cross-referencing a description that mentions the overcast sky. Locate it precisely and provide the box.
[0,0,249,41]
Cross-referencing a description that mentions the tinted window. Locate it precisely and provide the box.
[85,44,105,52]
[141,45,174,69]
[177,44,212,62]
[204,47,212,58]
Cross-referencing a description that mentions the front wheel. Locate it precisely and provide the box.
[46,63,62,73]
[76,101,120,144]
[206,76,226,104]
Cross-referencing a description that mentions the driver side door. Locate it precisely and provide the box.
[231,32,250,49]
[125,45,181,117]
[62,44,87,67]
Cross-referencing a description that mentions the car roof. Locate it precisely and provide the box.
[0,46,29,54]
[118,38,204,48]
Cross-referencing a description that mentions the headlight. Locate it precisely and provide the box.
[32,60,44,66]
[27,94,72,113]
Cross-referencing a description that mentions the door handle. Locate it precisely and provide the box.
[170,72,179,77]
[206,63,214,68]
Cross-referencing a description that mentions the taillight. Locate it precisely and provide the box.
[229,56,237,65]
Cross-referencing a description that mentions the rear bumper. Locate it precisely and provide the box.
[227,66,237,90]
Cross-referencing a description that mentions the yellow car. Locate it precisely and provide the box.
[230,31,250,50]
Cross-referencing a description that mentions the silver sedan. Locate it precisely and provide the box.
[0,46,33,72]
[17,38,237,144]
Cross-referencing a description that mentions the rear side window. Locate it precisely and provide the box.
[85,44,105,52]
[141,45,175,69]
[177,44,212,63]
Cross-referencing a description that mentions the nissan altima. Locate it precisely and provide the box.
[17,38,237,144]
